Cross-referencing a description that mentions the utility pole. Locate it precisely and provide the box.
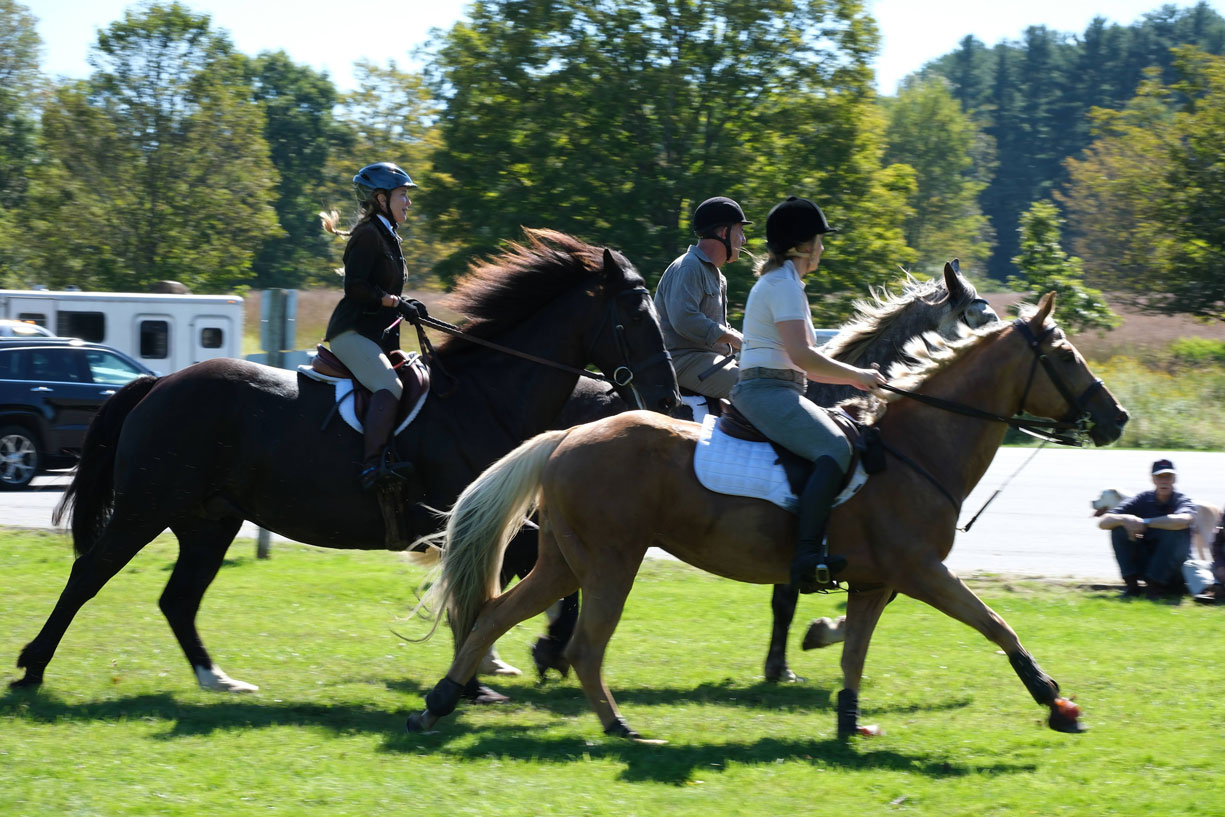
[255,289,297,559]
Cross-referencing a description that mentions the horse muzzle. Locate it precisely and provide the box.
[1088,403,1129,447]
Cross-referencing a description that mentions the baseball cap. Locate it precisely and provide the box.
[1151,459,1176,475]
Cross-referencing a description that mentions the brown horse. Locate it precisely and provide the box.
[408,293,1129,741]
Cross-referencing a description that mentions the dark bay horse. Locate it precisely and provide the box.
[527,261,998,683]
[10,229,679,694]
[408,293,1129,741]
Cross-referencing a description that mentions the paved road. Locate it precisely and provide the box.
[7,447,1224,582]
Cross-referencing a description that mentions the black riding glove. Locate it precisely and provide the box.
[397,298,428,323]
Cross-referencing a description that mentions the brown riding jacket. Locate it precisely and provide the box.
[324,218,407,354]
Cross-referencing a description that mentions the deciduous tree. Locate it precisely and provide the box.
[23,2,280,292]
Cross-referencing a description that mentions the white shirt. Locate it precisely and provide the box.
[739,260,816,373]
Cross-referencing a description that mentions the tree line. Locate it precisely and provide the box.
[1,0,1222,325]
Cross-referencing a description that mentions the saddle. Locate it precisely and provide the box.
[714,401,886,499]
[310,344,431,425]
[305,345,435,550]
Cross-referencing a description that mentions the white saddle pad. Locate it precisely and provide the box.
[297,352,429,435]
[693,414,868,513]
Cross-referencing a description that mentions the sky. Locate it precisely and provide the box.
[26,0,1225,95]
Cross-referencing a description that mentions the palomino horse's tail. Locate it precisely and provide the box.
[53,375,159,557]
[433,428,570,642]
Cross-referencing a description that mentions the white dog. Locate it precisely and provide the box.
[1091,488,1221,560]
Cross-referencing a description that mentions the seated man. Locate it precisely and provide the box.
[1097,458,1195,599]
[1185,509,1224,604]
[653,196,751,422]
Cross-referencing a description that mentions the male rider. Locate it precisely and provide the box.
[653,197,751,410]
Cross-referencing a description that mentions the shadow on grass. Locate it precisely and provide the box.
[388,675,974,720]
[386,729,1033,784]
[2,681,1024,783]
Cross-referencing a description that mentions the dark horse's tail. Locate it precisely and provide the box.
[53,375,160,557]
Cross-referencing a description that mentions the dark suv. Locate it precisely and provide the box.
[0,338,155,489]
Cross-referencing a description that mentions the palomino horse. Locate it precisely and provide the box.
[10,229,679,695]
[525,261,998,683]
[408,293,1128,741]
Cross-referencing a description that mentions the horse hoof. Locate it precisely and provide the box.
[195,665,259,693]
[406,712,438,734]
[465,684,510,705]
[801,616,846,650]
[838,724,883,738]
[530,637,570,681]
[479,654,523,677]
[764,665,800,683]
[1048,697,1087,733]
[8,676,41,690]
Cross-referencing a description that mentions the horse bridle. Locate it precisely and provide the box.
[1010,319,1104,444]
[584,284,674,411]
[881,317,1102,447]
[400,282,672,409]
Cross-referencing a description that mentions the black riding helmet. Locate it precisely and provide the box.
[353,162,417,206]
[692,196,751,261]
[765,196,838,255]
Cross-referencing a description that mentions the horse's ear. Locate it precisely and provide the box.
[601,247,619,280]
[1032,291,1057,326]
[943,259,966,299]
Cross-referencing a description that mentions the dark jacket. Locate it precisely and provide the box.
[324,218,407,352]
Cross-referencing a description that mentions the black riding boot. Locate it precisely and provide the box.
[359,389,400,492]
[791,455,846,593]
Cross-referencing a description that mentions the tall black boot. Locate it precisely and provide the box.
[791,455,845,594]
[359,389,400,492]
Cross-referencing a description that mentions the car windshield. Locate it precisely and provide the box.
[84,349,146,385]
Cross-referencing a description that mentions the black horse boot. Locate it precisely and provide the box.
[791,455,846,593]
[359,388,400,491]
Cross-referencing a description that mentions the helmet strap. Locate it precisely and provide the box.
[704,225,734,267]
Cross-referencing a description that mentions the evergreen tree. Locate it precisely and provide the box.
[1008,200,1118,333]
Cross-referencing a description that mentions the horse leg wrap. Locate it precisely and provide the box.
[1008,649,1060,706]
[836,688,860,737]
[424,677,465,719]
[604,716,641,739]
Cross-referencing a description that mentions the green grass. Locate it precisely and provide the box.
[2,530,1222,816]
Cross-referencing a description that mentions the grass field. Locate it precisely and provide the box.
[2,530,1221,816]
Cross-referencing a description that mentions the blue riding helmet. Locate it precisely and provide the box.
[353,162,417,204]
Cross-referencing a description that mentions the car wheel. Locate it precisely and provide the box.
[0,425,41,490]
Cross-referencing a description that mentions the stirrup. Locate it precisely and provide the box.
[794,554,847,594]
[360,447,414,492]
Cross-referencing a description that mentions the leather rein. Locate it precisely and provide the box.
[873,318,1104,517]
[400,285,671,410]
[880,318,1102,446]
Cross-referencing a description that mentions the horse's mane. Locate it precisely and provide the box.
[439,228,638,347]
[822,272,982,366]
[840,311,1048,423]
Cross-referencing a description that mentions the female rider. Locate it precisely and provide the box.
[731,196,887,592]
[321,162,426,491]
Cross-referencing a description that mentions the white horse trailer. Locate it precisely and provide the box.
[0,290,244,374]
